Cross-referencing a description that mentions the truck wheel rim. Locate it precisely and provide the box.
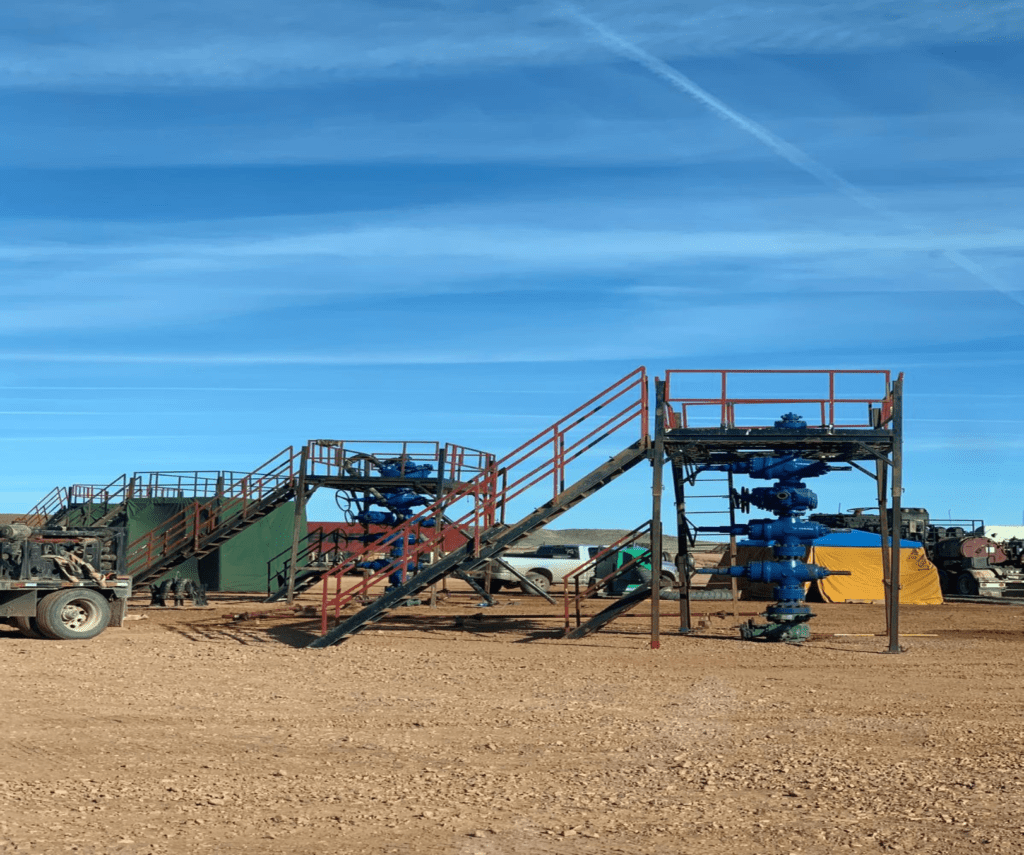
[60,601,99,631]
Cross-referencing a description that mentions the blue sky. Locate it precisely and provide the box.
[2,0,1023,531]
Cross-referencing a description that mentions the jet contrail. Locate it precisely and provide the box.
[562,4,1024,309]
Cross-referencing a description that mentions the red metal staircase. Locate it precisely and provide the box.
[561,523,658,638]
[308,368,651,647]
[125,447,307,587]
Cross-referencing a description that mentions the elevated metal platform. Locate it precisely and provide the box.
[664,426,896,465]
[656,369,904,651]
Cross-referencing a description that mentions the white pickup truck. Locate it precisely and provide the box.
[473,543,679,595]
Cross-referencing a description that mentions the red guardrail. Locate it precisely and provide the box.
[306,440,494,484]
[15,486,70,526]
[17,472,132,526]
[663,369,894,429]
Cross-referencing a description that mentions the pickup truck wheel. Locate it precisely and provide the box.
[487,579,505,595]
[14,616,45,639]
[35,589,111,640]
[520,571,551,596]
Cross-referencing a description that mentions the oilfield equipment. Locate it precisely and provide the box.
[693,416,851,642]
[10,368,907,650]
[809,507,1024,598]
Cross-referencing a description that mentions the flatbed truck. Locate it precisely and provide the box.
[0,524,132,640]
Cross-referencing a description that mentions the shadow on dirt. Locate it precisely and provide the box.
[264,622,322,648]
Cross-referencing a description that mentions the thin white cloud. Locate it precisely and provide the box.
[5,225,1024,265]
[5,104,1022,170]
[568,5,1024,311]
[908,438,1024,452]
[2,220,1023,337]
[0,0,1021,89]
[0,435,219,441]
[0,347,669,367]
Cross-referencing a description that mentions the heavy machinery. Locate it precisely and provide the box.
[0,523,132,639]
[927,532,1024,597]
[809,508,1024,597]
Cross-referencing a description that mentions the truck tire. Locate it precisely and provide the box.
[14,616,45,639]
[487,578,505,595]
[35,589,111,640]
[520,570,551,595]
[955,573,979,597]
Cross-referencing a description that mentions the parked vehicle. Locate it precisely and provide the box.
[473,543,679,595]
[587,546,680,597]
[0,524,132,640]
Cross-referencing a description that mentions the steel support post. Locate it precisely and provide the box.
[430,447,447,608]
[727,470,739,618]
[876,458,891,633]
[286,445,310,605]
[887,376,904,653]
[650,379,667,649]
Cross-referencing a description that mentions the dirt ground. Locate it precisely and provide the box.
[2,588,1023,855]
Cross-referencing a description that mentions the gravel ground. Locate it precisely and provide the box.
[1,591,1022,855]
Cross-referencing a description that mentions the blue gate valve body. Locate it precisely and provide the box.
[713,455,833,482]
[378,460,434,479]
[356,510,399,526]
[375,490,431,515]
[747,484,818,515]
[704,519,831,543]
[717,560,831,602]
[748,518,830,543]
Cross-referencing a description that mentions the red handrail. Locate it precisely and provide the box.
[305,440,494,483]
[17,471,135,526]
[561,524,654,632]
[15,486,70,526]
[664,369,892,429]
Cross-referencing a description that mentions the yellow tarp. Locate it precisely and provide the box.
[719,545,943,605]
[811,545,942,605]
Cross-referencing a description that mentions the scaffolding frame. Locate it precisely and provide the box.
[654,370,905,652]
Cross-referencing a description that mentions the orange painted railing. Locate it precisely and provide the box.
[663,369,893,429]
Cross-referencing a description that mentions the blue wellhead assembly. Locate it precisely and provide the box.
[698,413,848,642]
[348,458,434,590]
